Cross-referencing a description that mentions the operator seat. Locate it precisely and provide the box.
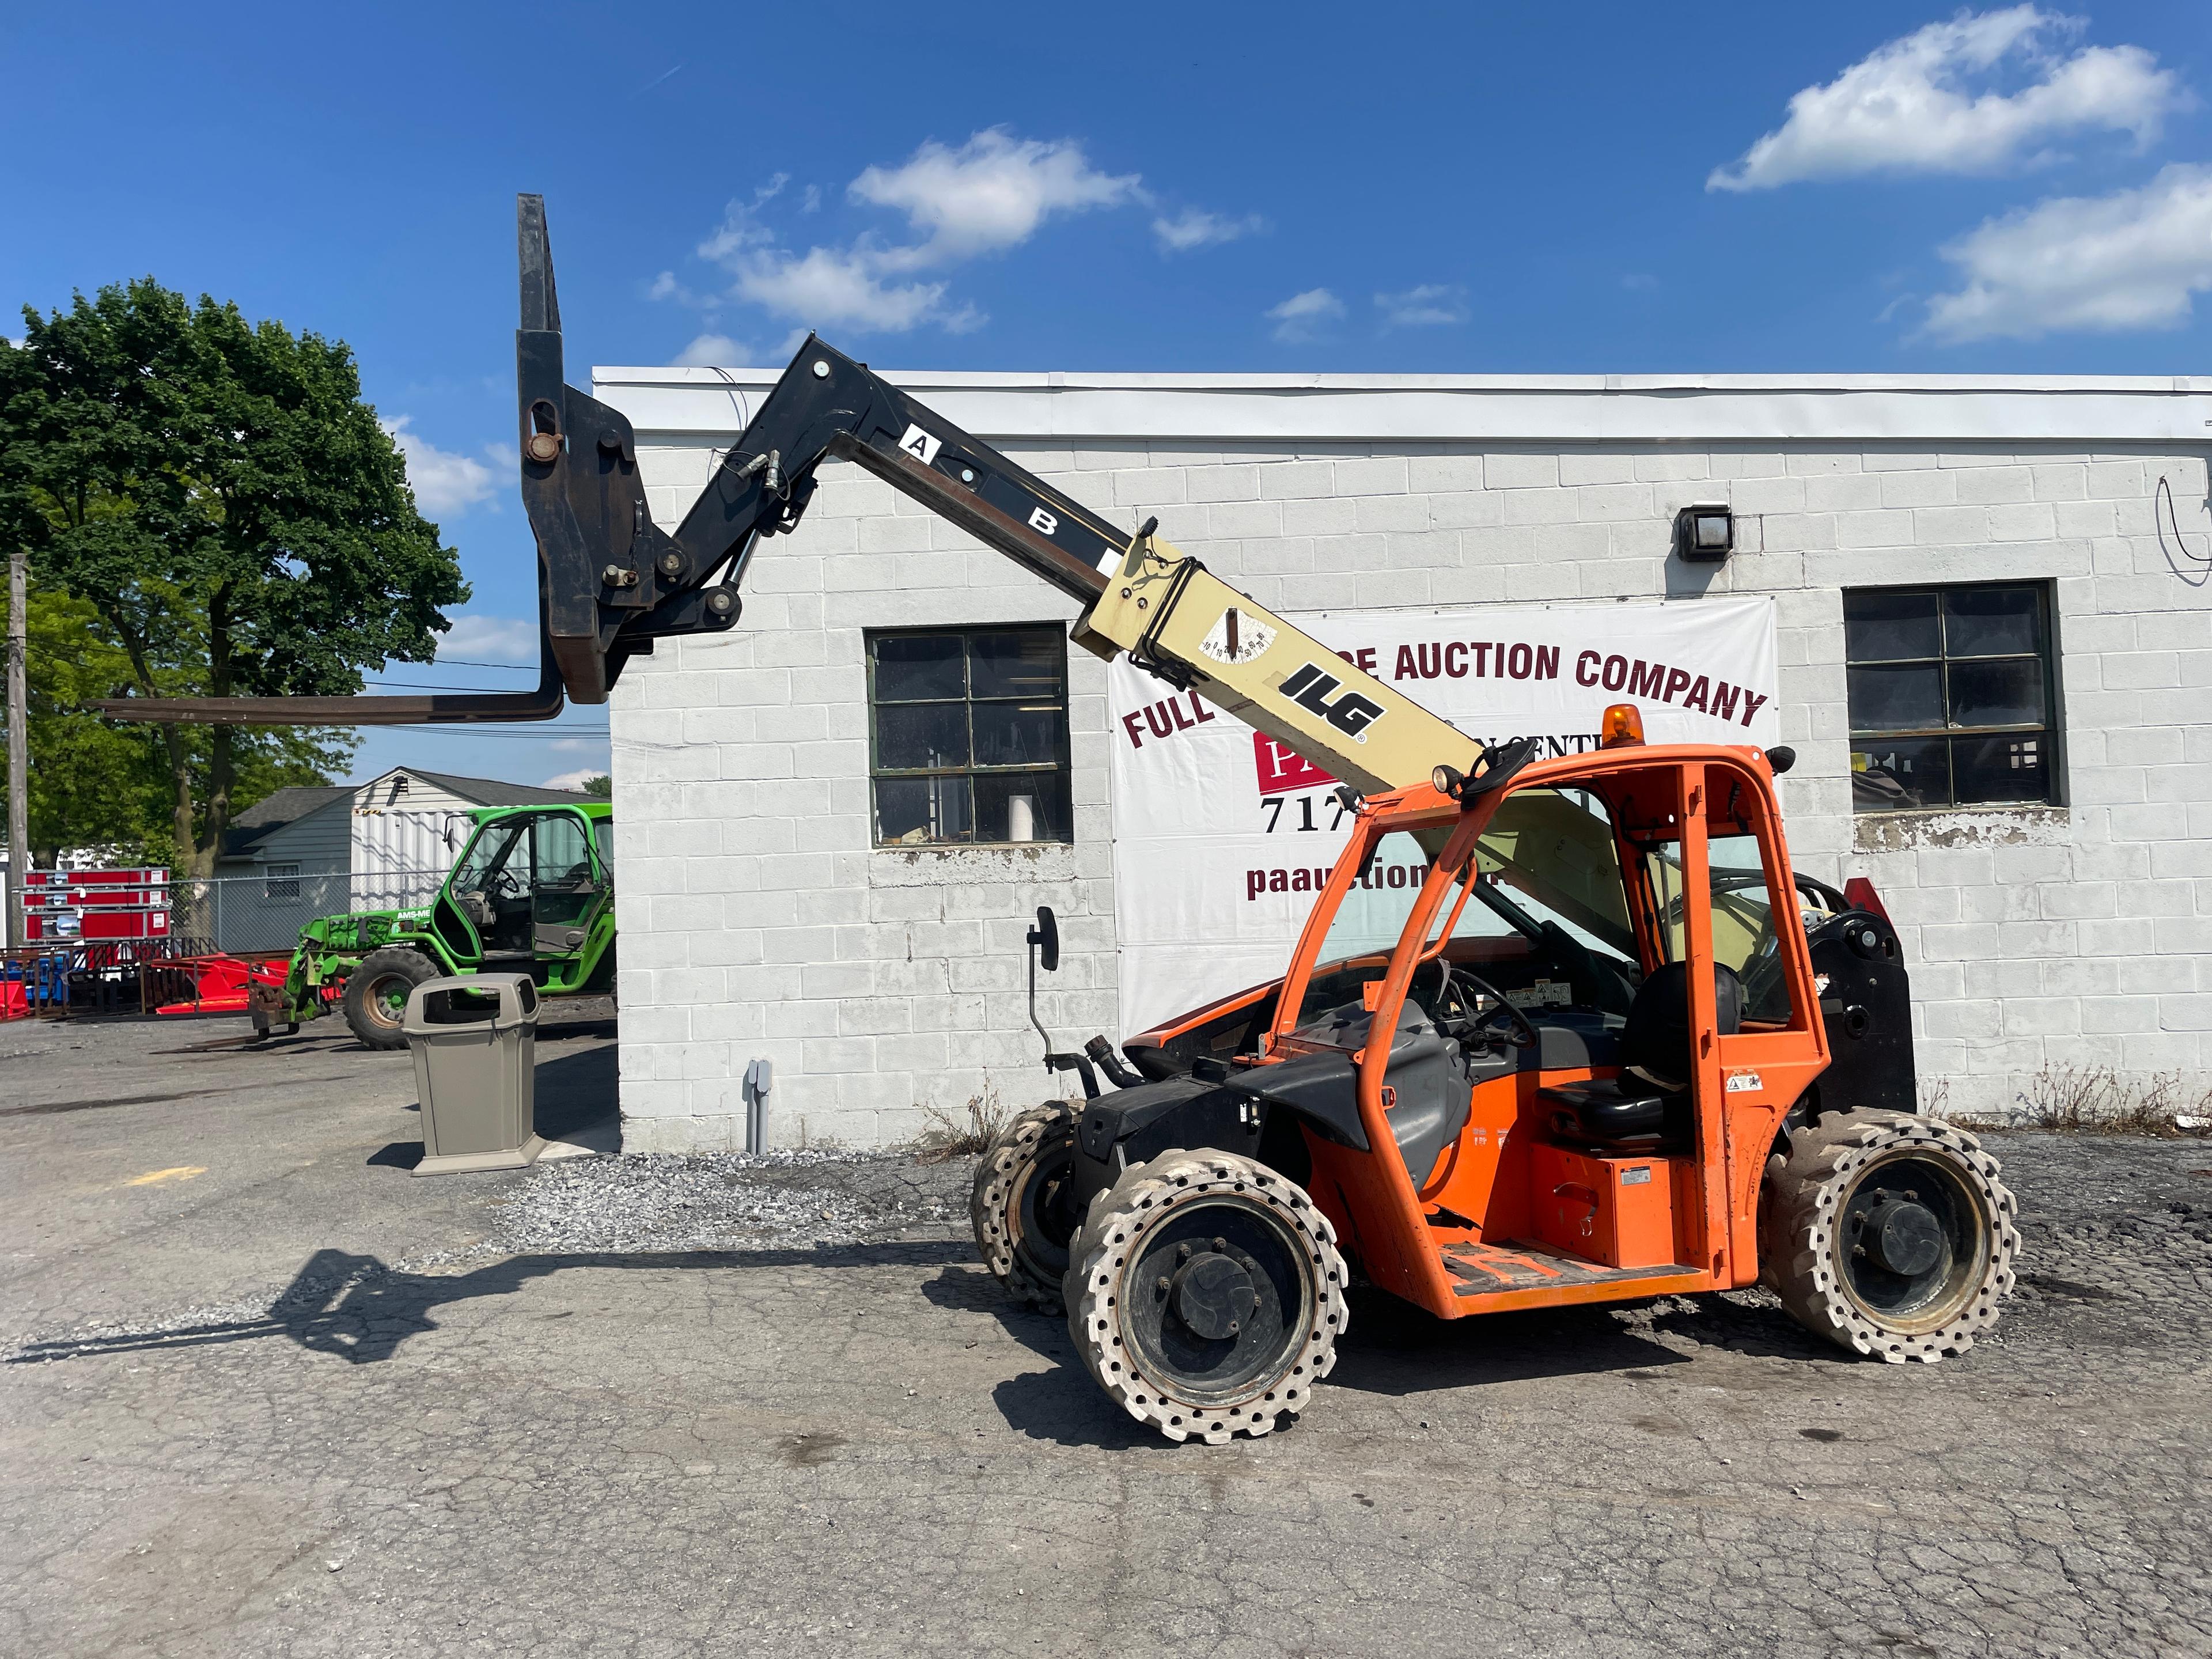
[1540,962,1743,1151]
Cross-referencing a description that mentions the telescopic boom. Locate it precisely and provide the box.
[100,196,1483,797]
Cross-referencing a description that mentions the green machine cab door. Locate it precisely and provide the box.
[446,815,536,960]
[531,809,607,957]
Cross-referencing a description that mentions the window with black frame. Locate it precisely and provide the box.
[867,626,1072,845]
[1843,584,2058,812]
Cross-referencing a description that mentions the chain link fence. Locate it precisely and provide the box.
[169,868,449,956]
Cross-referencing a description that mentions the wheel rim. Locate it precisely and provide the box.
[362,975,410,1029]
[1009,1141,1080,1279]
[1835,1149,1990,1334]
[1122,1197,1313,1406]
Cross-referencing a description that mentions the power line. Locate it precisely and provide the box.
[366,725,611,739]
[366,677,547,692]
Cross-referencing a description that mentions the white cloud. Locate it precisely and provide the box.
[730,245,976,334]
[850,128,1140,268]
[683,130,1140,337]
[541,768,608,792]
[1709,5,2183,191]
[673,332,748,366]
[1923,162,2212,340]
[382,417,495,516]
[648,270,721,309]
[1152,207,1264,253]
[1375,283,1469,328]
[435,614,539,664]
[698,174,789,262]
[1266,287,1345,343]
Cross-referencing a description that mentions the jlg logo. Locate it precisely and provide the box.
[1278,662,1384,741]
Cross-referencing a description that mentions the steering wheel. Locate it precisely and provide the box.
[487,868,524,900]
[1427,956,1468,1023]
[1440,964,1540,1050]
[1737,914,1791,1021]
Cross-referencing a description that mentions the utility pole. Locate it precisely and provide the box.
[6,544,25,952]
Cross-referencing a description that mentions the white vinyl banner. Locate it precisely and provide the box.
[1107,597,1780,1038]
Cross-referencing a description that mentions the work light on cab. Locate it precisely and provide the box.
[1430,762,1465,800]
[1601,703,1646,747]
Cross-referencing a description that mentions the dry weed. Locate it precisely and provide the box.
[914,1092,1012,1163]
[1991,1063,2212,1137]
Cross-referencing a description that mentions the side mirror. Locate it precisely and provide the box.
[1028,906,1059,974]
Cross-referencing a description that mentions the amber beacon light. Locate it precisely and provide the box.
[1601,703,1646,747]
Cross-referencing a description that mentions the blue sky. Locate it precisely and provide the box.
[4,2,2209,787]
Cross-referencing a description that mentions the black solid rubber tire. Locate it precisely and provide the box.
[342,948,439,1051]
[1762,1108,2019,1362]
[969,1100,1081,1312]
[1065,1148,1347,1445]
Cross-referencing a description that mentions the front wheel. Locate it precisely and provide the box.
[1763,1109,2019,1362]
[341,948,438,1051]
[1064,1149,1348,1445]
[969,1100,1082,1312]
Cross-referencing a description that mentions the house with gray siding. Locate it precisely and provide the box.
[203,767,596,952]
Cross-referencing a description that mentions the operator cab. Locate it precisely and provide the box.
[1076,751,1888,1301]
[1310,756,1824,1290]
[434,806,611,974]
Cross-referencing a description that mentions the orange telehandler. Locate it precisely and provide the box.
[106,198,2020,1444]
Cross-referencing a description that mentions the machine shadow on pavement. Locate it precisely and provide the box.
[5,1240,972,1369]
[923,1257,1745,1446]
[9,1233,1816,1450]
[1324,1286,1702,1397]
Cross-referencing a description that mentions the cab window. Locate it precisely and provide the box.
[1472,786,1636,961]
[1286,831,1440,1035]
[452,818,528,896]
[532,812,595,891]
[1429,786,1641,1018]
[1644,831,1796,1024]
[1286,787,1642,1039]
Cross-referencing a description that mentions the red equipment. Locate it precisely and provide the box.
[22,867,171,943]
[146,953,298,1016]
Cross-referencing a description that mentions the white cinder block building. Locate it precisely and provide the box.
[596,365,2212,1152]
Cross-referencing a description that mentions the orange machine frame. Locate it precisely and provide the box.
[1229,743,1830,1323]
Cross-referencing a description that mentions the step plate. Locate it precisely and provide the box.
[1441,1240,1698,1296]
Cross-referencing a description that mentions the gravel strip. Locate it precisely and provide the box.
[490,1147,979,1254]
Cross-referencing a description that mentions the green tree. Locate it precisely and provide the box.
[1,584,157,859]
[0,281,463,874]
[578,774,612,798]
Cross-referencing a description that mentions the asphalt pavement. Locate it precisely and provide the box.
[2,1009,2207,1658]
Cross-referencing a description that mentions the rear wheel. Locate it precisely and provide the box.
[1763,1109,2018,1362]
[342,948,438,1051]
[969,1100,1082,1312]
[1064,1149,1347,1445]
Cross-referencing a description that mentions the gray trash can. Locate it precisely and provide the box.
[403,974,544,1176]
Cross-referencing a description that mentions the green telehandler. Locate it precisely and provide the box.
[251,800,617,1048]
